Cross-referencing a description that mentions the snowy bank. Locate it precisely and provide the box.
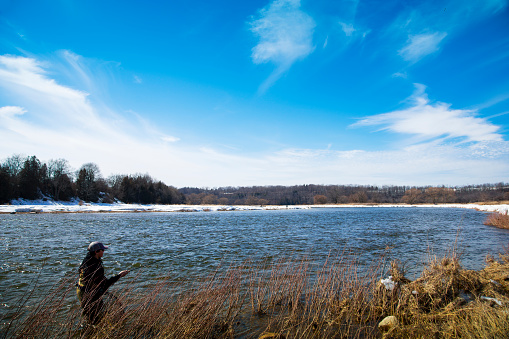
[0,199,310,213]
[0,199,508,214]
[313,203,509,214]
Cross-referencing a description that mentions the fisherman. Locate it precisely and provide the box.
[77,241,129,325]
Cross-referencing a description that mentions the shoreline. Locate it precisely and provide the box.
[1,200,508,215]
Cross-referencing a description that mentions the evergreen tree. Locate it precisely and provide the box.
[3,154,26,198]
[0,165,12,203]
[76,163,100,202]
[18,156,43,200]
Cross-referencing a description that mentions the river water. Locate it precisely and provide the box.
[1,207,508,321]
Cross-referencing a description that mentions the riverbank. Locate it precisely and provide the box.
[0,199,508,214]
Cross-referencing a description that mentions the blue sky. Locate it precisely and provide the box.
[0,0,508,187]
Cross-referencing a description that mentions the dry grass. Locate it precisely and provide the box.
[484,212,509,229]
[3,249,509,338]
[475,201,509,205]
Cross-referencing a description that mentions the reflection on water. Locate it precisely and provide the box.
[1,207,507,319]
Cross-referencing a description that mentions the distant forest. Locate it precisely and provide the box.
[1,154,508,205]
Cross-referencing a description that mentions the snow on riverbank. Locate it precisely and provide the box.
[0,199,508,214]
[316,203,509,214]
[0,199,309,213]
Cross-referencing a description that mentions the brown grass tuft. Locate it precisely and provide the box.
[484,212,509,229]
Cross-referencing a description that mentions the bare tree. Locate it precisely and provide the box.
[401,188,423,204]
[3,154,26,177]
[349,191,368,203]
[201,194,217,205]
[425,187,456,204]
[313,195,328,204]
[217,197,229,205]
[47,158,74,200]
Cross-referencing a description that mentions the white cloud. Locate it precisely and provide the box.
[262,143,509,186]
[392,72,407,78]
[161,135,180,143]
[389,0,506,65]
[465,0,508,14]
[0,54,507,187]
[134,75,143,84]
[0,54,188,181]
[249,0,315,92]
[353,84,502,143]
[0,106,25,118]
[0,55,84,100]
[60,50,94,89]
[398,32,447,62]
[0,54,109,134]
[475,92,509,110]
[323,36,328,48]
[339,22,355,36]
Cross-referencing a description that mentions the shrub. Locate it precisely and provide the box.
[484,212,509,229]
[313,195,328,204]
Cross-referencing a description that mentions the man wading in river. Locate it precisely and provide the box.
[77,242,129,325]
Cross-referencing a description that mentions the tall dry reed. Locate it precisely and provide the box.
[3,248,509,338]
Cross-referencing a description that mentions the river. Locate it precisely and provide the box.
[1,207,508,321]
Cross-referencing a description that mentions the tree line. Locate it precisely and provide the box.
[0,154,185,204]
[180,183,509,205]
[1,154,508,205]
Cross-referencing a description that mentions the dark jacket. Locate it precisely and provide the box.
[77,252,120,301]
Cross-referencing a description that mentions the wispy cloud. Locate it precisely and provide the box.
[323,35,328,48]
[339,22,355,37]
[60,50,94,89]
[398,32,447,62]
[338,21,370,42]
[1,53,507,187]
[161,135,180,143]
[0,55,107,132]
[353,84,502,143]
[0,105,25,118]
[264,142,509,186]
[392,72,407,79]
[467,0,508,14]
[475,92,509,110]
[390,0,507,64]
[0,54,186,179]
[249,0,315,92]
[315,0,369,51]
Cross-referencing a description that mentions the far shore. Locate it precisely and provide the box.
[1,200,508,215]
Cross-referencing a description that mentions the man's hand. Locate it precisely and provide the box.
[119,270,130,278]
